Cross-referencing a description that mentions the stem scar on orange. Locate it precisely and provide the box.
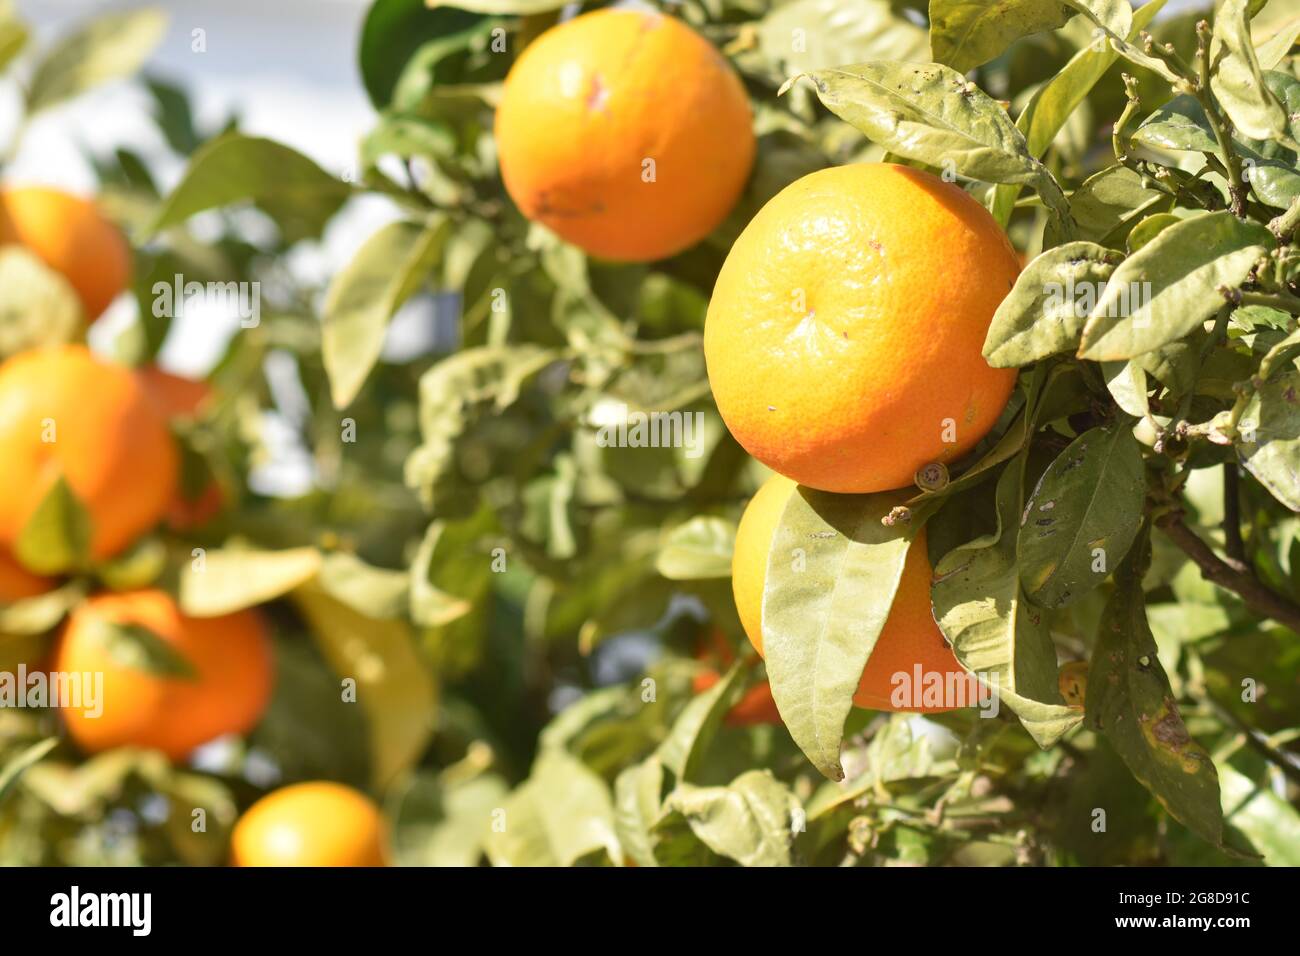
[231,782,388,867]
[0,186,132,321]
[494,9,755,262]
[0,345,179,561]
[705,163,1020,494]
[54,589,274,761]
[731,474,973,713]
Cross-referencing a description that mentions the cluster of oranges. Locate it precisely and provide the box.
[0,188,385,865]
[496,10,1020,718]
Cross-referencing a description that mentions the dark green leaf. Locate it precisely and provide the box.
[1086,541,1224,848]
[1019,422,1146,608]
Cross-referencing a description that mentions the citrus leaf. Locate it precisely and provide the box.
[928,0,1076,75]
[1078,211,1271,361]
[149,133,350,238]
[0,0,27,73]
[322,217,449,409]
[656,663,743,783]
[759,0,928,73]
[0,737,57,807]
[799,61,1063,213]
[1238,370,1300,511]
[0,247,83,358]
[1212,0,1294,147]
[409,508,494,629]
[763,488,919,780]
[91,618,197,680]
[1253,10,1300,70]
[655,516,735,580]
[1102,359,1150,418]
[1125,212,1181,253]
[427,0,565,13]
[179,546,322,617]
[662,770,800,867]
[483,749,620,867]
[932,452,1081,746]
[0,581,83,635]
[983,241,1124,367]
[1018,422,1146,609]
[26,8,166,115]
[391,770,509,867]
[293,581,437,788]
[14,476,92,576]
[1086,540,1224,848]
[315,552,410,620]
[1218,762,1300,865]
[991,0,1166,226]
[613,756,666,868]
[359,0,487,109]
[1068,164,1171,246]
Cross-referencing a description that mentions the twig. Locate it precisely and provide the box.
[1201,694,1300,787]
[1222,464,1245,565]
[1269,197,1300,243]
[1156,513,1300,634]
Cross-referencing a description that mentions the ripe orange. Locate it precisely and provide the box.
[54,589,274,760]
[494,9,755,262]
[705,164,1019,494]
[0,345,179,561]
[691,628,782,727]
[231,782,389,867]
[0,186,132,321]
[0,547,54,602]
[137,365,224,530]
[732,474,969,712]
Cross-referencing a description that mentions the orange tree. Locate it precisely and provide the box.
[1,0,1299,867]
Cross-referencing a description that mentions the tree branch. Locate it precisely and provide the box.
[1156,513,1300,635]
[1223,465,1245,565]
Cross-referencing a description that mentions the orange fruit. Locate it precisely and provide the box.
[137,365,224,530]
[705,164,1019,494]
[0,186,132,321]
[732,474,970,712]
[0,547,54,602]
[0,345,179,561]
[54,589,274,760]
[231,782,389,867]
[494,9,755,262]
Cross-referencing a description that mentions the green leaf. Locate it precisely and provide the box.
[26,8,166,115]
[1212,0,1294,146]
[1126,212,1181,253]
[392,770,509,867]
[14,476,92,576]
[662,770,801,867]
[1086,540,1224,848]
[1102,359,1150,418]
[613,757,666,868]
[1068,164,1171,246]
[0,247,84,359]
[983,241,1124,367]
[1253,9,1300,70]
[1078,211,1271,361]
[763,488,919,780]
[655,516,735,580]
[149,133,350,239]
[91,618,197,680]
[928,0,1076,74]
[991,0,1166,226]
[1238,370,1300,511]
[409,507,494,629]
[1218,762,1300,865]
[0,0,28,74]
[759,0,929,73]
[1018,422,1146,608]
[0,581,82,635]
[0,737,57,806]
[656,663,743,783]
[483,749,621,867]
[358,0,487,109]
[315,552,410,620]
[179,546,322,617]
[427,0,565,13]
[799,61,1063,210]
[932,453,1082,746]
[322,217,449,409]
[293,581,437,788]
